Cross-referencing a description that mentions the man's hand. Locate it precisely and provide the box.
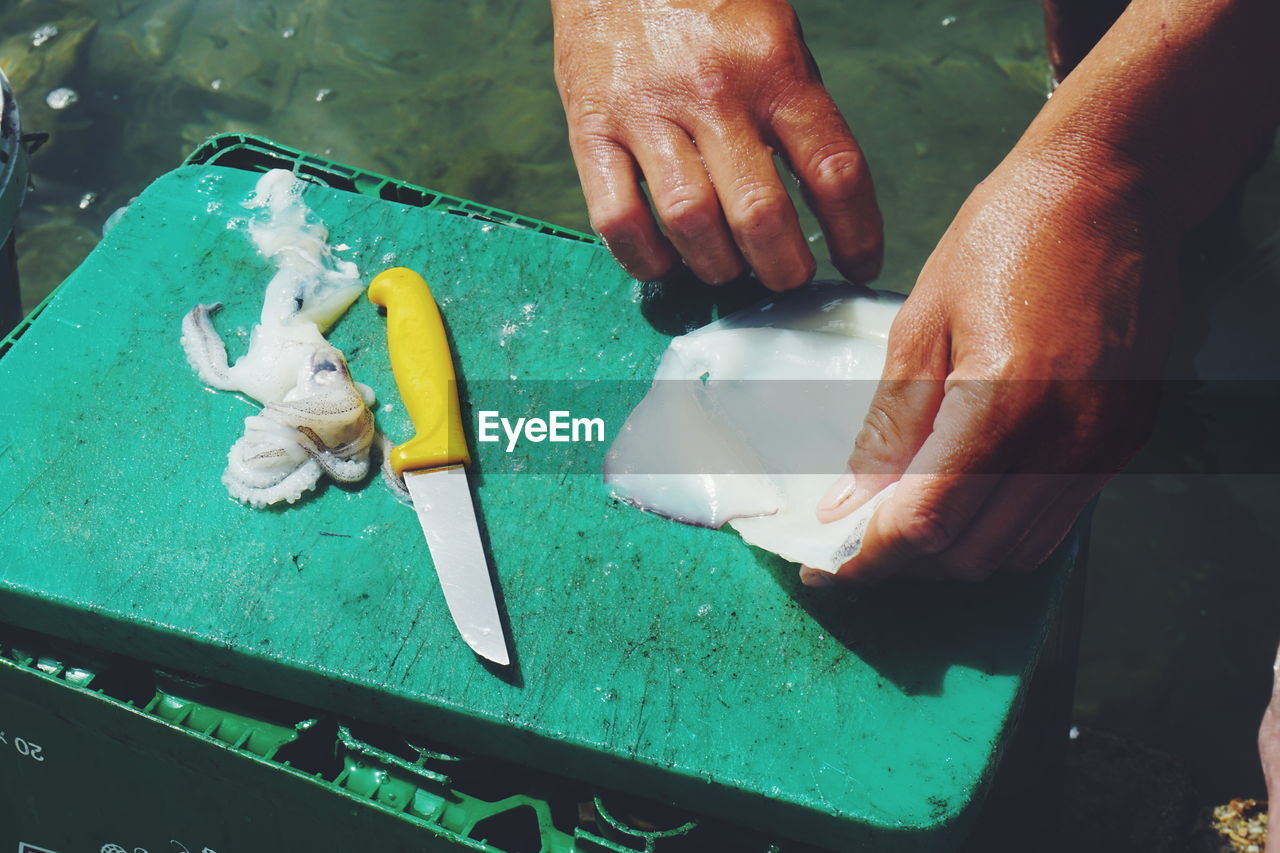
[551,0,882,290]
[803,0,1278,585]
[807,147,1175,583]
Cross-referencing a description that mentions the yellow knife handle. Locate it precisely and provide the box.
[368,267,471,475]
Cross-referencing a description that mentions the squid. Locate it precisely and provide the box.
[605,282,903,572]
[181,169,375,507]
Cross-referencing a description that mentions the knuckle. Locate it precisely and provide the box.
[751,12,812,75]
[589,203,642,246]
[853,400,909,464]
[568,101,617,139]
[657,192,718,242]
[690,59,734,101]
[807,145,865,197]
[686,22,807,100]
[890,507,957,556]
[679,49,744,108]
[730,184,790,237]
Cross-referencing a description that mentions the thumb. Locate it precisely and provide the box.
[816,316,946,524]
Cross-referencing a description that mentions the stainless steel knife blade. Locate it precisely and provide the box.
[404,464,509,666]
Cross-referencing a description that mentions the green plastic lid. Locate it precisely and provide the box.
[0,140,1079,851]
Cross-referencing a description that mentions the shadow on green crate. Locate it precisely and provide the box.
[751,545,1059,698]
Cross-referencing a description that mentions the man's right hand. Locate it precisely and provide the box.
[551,0,883,290]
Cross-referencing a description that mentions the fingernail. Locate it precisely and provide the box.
[800,567,836,588]
[816,468,856,520]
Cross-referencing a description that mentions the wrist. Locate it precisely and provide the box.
[1010,0,1279,234]
[991,129,1169,251]
[1009,113,1169,230]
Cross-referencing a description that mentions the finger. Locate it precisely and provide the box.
[817,310,948,524]
[566,124,678,281]
[630,126,747,285]
[771,86,883,283]
[817,380,944,522]
[929,474,1073,581]
[805,475,1056,589]
[836,381,1026,580]
[1003,476,1108,573]
[694,119,815,291]
[840,471,1002,580]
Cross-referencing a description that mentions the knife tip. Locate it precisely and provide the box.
[467,636,509,667]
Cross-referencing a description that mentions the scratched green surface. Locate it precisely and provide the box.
[0,165,1078,851]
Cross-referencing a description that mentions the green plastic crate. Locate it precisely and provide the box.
[2,622,809,852]
[0,134,1086,851]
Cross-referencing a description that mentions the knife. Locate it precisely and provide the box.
[369,267,510,666]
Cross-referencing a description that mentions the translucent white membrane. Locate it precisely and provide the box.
[605,282,902,572]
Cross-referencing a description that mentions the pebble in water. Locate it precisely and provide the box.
[31,24,58,47]
[45,87,78,110]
